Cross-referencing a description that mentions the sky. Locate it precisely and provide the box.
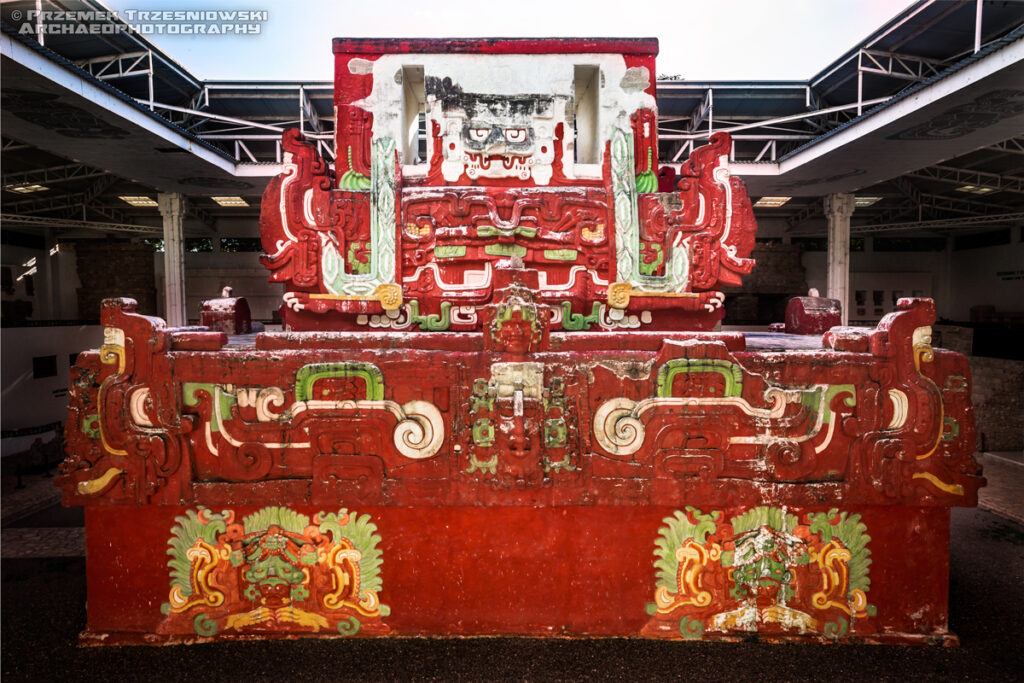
[101,0,919,82]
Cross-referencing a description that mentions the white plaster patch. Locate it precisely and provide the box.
[619,66,650,92]
[348,57,375,75]
[353,53,656,177]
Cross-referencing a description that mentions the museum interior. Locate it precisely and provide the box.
[1,0,1022,672]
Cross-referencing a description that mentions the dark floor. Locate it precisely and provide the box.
[1,504,1022,682]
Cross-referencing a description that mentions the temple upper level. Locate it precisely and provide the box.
[331,38,660,187]
[260,39,757,331]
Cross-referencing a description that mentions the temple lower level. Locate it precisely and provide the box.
[59,288,982,645]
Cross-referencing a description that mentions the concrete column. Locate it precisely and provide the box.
[940,234,954,320]
[158,192,187,327]
[824,193,855,325]
[40,227,57,319]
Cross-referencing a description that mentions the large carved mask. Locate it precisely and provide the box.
[437,87,556,185]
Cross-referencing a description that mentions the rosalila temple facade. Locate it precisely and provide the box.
[56,38,984,645]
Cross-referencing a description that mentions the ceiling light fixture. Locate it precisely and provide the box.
[210,196,249,207]
[118,195,159,207]
[4,183,49,193]
[754,196,791,208]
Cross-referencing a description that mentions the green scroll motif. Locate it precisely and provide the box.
[317,508,386,599]
[82,414,100,439]
[294,362,385,401]
[484,244,528,258]
[543,249,578,261]
[470,378,494,411]
[806,508,874,606]
[655,359,745,398]
[466,451,498,475]
[652,360,856,424]
[337,616,362,636]
[472,418,495,448]
[347,241,371,274]
[182,382,237,432]
[194,614,218,636]
[678,617,704,640]
[799,383,857,423]
[434,245,466,259]
[409,300,452,331]
[942,417,959,441]
[161,508,230,616]
[652,507,720,595]
[823,617,849,639]
[338,146,371,190]
[560,301,601,331]
[639,243,663,276]
[542,453,577,473]
[636,148,658,193]
[477,225,537,239]
[466,379,497,475]
[543,418,568,448]
[944,375,968,392]
[322,137,398,296]
[611,127,689,292]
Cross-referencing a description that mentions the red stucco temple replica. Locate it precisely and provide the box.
[57,38,984,645]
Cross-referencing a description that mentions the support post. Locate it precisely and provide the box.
[41,227,57,319]
[856,52,863,116]
[824,193,855,325]
[975,0,983,53]
[158,192,187,327]
[940,234,954,320]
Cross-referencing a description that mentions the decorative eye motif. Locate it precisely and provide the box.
[469,128,490,142]
[504,128,527,143]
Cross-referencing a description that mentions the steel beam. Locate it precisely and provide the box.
[658,98,889,140]
[2,163,108,187]
[0,213,161,233]
[852,211,1024,234]
[987,138,1024,156]
[858,49,944,81]
[906,164,1024,194]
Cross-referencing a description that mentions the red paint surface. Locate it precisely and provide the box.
[61,295,983,642]
[784,295,841,334]
[59,38,982,645]
[199,297,252,335]
[332,38,659,56]
[82,505,952,639]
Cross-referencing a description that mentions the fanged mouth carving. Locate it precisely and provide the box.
[460,151,532,180]
[466,153,530,170]
[464,153,532,180]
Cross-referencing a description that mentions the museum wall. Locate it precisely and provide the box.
[152,251,284,324]
[74,240,158,318]
[969,356,1024,452]
[0,324,104,455]
[143,218,283,323]
[947,230,1024,322]
[2,243,44,324]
